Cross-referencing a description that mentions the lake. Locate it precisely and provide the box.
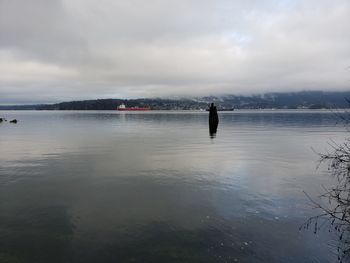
[0,110,347,263]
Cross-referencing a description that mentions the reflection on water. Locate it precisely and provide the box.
[0,110,346,262]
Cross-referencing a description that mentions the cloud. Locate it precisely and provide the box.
[0,0,349,104]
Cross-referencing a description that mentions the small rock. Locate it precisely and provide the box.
[10,119,18,124]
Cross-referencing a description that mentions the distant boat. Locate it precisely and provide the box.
[206,108,234,111]
[117,104,151,111]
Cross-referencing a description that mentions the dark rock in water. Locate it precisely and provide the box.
[9,119,18,124]
[0,118,3,123]
[208,103,219,138]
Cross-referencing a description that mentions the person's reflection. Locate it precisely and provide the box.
[209,103,219,138]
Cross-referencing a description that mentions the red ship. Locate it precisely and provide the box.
[117,104,151,111]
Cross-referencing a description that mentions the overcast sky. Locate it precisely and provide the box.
[0,0,349,104]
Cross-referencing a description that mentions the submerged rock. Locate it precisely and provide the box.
[9,119,18,124]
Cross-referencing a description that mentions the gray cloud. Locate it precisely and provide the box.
[0,0,349,104]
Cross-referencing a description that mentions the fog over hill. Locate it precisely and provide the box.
[0,91,349,110]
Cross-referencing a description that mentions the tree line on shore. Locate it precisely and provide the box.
[1,91,349,110]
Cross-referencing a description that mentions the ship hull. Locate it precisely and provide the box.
[117,108,151,111]
[206,108,234,111]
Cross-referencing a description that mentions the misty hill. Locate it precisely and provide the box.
[0,91,349,110]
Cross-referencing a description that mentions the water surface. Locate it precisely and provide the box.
[0,110,347,262]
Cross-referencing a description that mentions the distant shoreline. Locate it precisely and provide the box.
[1,91,349,111]
[1,109,348,112]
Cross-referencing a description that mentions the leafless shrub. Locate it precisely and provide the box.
[301,107,350,262]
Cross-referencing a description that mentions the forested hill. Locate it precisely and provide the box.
[1,91,349,110]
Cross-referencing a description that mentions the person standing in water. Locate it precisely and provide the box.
[209,103,219,138]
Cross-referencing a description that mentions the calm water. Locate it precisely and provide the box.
[0,110,348,263]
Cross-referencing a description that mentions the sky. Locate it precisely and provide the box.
[0,0,349,104]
